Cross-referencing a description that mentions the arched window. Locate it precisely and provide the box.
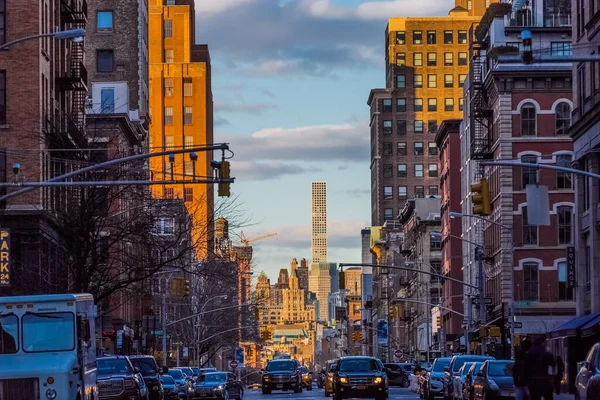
[521,102,537,135]
[556,102,571,135]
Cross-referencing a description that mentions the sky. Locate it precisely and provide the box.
[195,0,454,280]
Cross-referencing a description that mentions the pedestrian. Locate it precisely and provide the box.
[554,356,565,394]
[525,336,555,400]
[513,338,531,400]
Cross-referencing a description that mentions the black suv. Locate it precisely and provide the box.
[97,356,145,400]
[129,355,165,400]
[332,356,388,400]
[261,359,302,394]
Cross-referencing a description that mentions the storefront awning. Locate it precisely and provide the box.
[581,314,600,337]
[549,312,600,339]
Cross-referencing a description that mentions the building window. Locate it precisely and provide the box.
[414,53,423,66]
[100,88,115,113]
[428,98,437,112]
[165,136,174,150]
[428,120,438,134]
[164,107,173,125]
[384,208,394,220]
[397,142,407,156]
[398,120,407,134]
[184,106,193,125]
[523,262,539,301]
[415,185,425,198]
[429,185,439,195]
[184,135,193,149]
[164,49,174,63]
[164,187,174,199]
[383,120,393,134]
[458,30,467,44]
[557,262,574,300]
[397,164,407,177]
[522,155,538,187]
[445,98,454,112]
[459,98,464,111]
[396,31,406,44]
[184,161,194,176]
[97,11,113,31]
[96,50,114,72]
[430,233,441,249]
[459,74,467,88]
[458,52,468,66]
[0,71,5,124]
[555,102,571,135]
[415,164,424,177]
[414,75,423,88]
[0,1,5,44]
[396,52,406,66]
[551,42,572,56]
[397,75,406,88]
[521,102,537,135]
[382,98,393,112]
[157,217,175,234]
[556,154,573,189]
[414,142,424,156]
[427,31,436,44]
[384,164,393,178]
[444,31,453,44]
[428,74,437,88]
[467,0,472,9]
[428,52,437,66]
[164,20,173,38]
[397,98,406,112]
[383,142,393,156]
[428,164,438,177]
[164,78,174,96]
[398,186,407,199]
[444,52,453,66]
[384,186,393,200]
[415,120,424,133]
[184,78,193,96]
[413,30,422,44]
[414,98,423,112]
[557,206,573,244]
[184,188,193,203]
[523,208,538,245]
[429,142,438,155]
[444,74,454,88]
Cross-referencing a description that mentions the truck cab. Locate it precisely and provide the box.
[0,293,97,400]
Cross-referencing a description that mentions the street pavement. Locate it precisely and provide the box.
[244,385,419,399]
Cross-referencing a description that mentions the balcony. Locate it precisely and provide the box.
[60,0,88,25]
[505,10,571,29]
[56,61,88,92]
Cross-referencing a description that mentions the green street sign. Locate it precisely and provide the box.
[514,301,531,307]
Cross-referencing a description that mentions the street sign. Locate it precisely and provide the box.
[514,301,531,307]
[514,322,523,328]
[526,185,550,225]
[0,229,10,287]
[462,319,469,326]
[567,247,576,289]
[394,349,403,358]
[229,360,239,370]
[472,297,492,305]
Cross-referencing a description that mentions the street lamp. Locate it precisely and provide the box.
[0,28,86,50]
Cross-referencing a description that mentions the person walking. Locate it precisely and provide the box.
[513,339,531,400]
[554,356,565,394]
[525,337,556,400]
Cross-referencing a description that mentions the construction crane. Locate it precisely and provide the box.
[240,231,277,246]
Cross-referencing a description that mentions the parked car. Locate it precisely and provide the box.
[179,367,195,382]
[97,356,145,400]
[299,365,313,390]
[423,357,451,400]
[454,363,475,400]
[461,362,484,400]
[168,368,194,399]
[472,360,515,400]
[160,375,180,400]
[194,372,244,399]
[384,363,410,388]
[575,342,600,400]
[129,355,165,400]
[325,359,339,397]
[261,358,302,394]
[331,356,389,400]
[444,355,494,400]
[190,367,200,379]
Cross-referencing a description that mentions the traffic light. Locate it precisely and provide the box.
[514,334,521,346]
[181,279,191,297]
[471,178,491,216]
[479,326,488,338]
[436,316,442,326]
[170,278,182,296]
[218,161,231,197]
[489,326,501,337]
[389,305,397,319]
[521,30,533,64]
[355,332,363,342]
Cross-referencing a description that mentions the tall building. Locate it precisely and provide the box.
[296,258,309,292]
[367,3,488,226]
[282,271,314,323]
[311,182,327,264]
[309,262,332,322]
[256,272,271,304]
[360,228,374,356]
[345,267,363,296]
[148,0,214,257]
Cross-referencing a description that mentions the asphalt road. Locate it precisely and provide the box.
[243,385,419,400]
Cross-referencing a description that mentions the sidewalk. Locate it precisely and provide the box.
[555,394,575,400]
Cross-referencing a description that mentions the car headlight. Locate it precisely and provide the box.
[328,376,333,381]
[303,374,309,378]
[45,389,57,399]
[488,379,499,390]
[374,377,383,385]
[264,377,270,381]
[214,385,224,391]
[340,377,348,384]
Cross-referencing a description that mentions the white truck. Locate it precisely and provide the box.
[0,293,97,400]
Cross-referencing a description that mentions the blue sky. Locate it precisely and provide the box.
[195,0,453,280]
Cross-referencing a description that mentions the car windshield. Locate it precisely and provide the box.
[339,359,379,372]
[22,312,74,352]
[130,358,158,376]
[98,359,131,375]
[266,361,295,371]
[181,368,193,376]
[169,369,184,379]
[433,360,450,372]
[329,363,338,372]
[161,376,175,384]
[0,314,18,354]
[461,364,472,377]
[201,373,227,383]
[191,367,200,375]
[299,366,308,373]
[488,362,514,377]
[454,358,488,372]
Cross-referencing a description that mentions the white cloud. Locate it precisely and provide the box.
[214,99,276,114]
[231,160,322,181]
[195,0,254,15]
[300,0,452,20]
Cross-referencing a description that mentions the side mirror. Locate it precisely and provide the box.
[444,367,450,373]
[162,366,169,374]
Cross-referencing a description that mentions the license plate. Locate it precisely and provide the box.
[357,385,367,390]
[277,384,283,388]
